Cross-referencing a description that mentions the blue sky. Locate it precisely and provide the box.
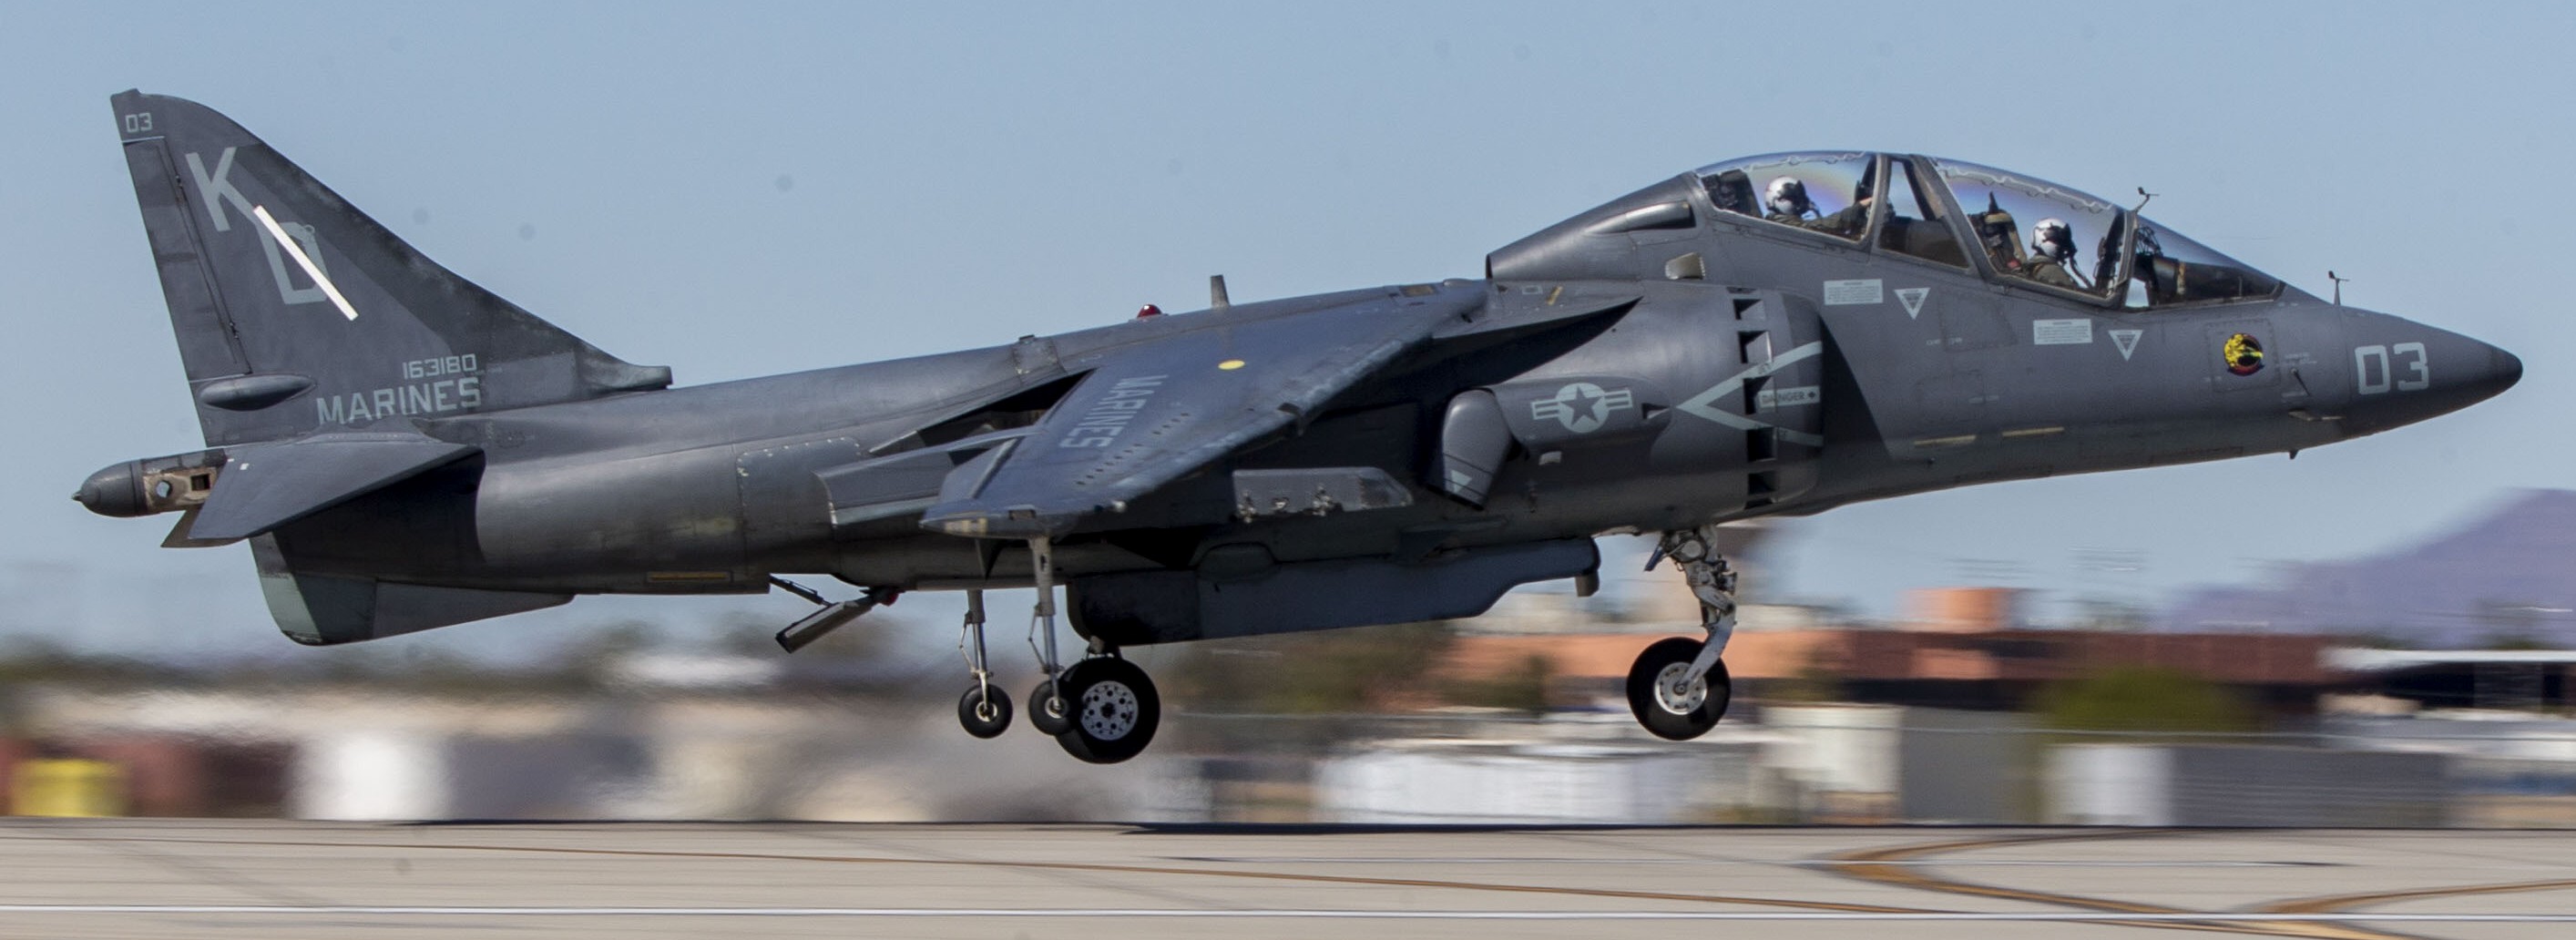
[0,2,2564,660]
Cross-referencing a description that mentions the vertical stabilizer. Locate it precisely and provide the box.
[111,91,670,446]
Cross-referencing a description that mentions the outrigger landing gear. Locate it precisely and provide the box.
[1628,525,1737,741]
[1024,537,1073,736]
[955,589,1011,739]
[1021,536,1160,763]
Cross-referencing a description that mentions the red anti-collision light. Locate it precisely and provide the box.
[1135,304,1163,319]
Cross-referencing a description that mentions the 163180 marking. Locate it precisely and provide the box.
[317,355,483,424]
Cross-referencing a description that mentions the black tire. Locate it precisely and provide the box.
[1027,679,1071,736]
[1625,637,1731,741]
[1052,657,1160,764]
[956,684,1012,739]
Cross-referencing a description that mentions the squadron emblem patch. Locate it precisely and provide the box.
[2223,332,2264,376]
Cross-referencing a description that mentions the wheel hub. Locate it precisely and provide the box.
[1653,662,1706,715]
[1079,680,1140,740]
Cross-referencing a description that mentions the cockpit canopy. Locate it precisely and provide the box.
[1696,152,2283,308]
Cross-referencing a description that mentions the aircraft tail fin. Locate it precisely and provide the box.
[110,91,670,447]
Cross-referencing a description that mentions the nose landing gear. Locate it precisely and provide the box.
[1626,525,1739,740]
[1627,636,1732,740]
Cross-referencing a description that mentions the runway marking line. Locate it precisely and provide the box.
[0,830,1935,916]
[2260,877,2576,914]
[0,905,2567,922]
[9,826,2531,937]
[1826,831,2423,940]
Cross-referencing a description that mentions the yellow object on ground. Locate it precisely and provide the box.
[10,758,128,817]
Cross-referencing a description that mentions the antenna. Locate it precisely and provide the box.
[2327,270,2351,305]
[2132,187,2158,212]
[1209,274,1231,312]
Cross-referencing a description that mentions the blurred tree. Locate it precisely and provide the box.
[1446,653,1554,716]
[2034,667,2256,733]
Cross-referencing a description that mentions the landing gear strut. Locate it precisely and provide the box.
[1024,537,1073,736]
[1022,536,1159,762]
[955,589,1011,738]
[1628,525,1736,741]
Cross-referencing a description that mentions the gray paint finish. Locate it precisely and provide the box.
[83,94,2520,649]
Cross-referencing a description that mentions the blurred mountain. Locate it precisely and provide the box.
[2161,489,2576,647]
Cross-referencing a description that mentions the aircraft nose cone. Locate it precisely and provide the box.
[2478,342,2524,398]
[2334,313,2520,435]
[2420,334,2521,413]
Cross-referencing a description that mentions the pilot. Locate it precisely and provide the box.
[1764,178,1869,238]
[2022,218,2088,290]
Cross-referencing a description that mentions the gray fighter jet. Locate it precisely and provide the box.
[78,93,2520,762]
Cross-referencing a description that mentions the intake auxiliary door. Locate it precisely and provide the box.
[1815,273,1995,458]
[1702,289,1826,507]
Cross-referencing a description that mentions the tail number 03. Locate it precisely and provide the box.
[2354,342,2428,395]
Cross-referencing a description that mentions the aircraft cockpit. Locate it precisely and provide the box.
[1694,152,2283,310]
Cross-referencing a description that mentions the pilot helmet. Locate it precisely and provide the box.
[2031,218,2075,261]
[1765,178,1812,217]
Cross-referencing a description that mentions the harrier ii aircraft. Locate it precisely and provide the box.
[81,92,2520,762]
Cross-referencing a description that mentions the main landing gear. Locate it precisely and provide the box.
[772,539,1164,764]
[1627,525,1737,741]
[957,537,1160,763]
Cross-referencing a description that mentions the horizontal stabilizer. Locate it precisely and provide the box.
[190,432,477,541]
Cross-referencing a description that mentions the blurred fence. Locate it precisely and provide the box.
[5,688,2573,826]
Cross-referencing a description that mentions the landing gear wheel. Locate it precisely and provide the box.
[1626,637,1731,741]
[956,684,1012,739]
[1052,657,1160,764]
[1027,679,1071,735]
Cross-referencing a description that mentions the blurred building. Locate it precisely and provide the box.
[1439,586,2346,713]
[2328,649,2576,710]
[2049,744,2450,826]
[0,683,1176,822]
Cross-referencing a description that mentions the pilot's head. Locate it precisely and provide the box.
[1765,178,1812,217]
[2032,218,2076,262]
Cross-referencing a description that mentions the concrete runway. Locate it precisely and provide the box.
[0,821,2570,939]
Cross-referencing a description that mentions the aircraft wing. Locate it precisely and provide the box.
[918,286,1491,539]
